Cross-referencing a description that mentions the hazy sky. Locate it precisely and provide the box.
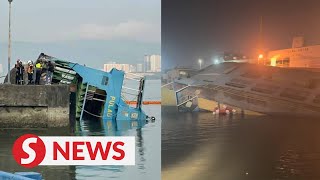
[0,0,160,43]
[162,0,320,69]
[0,0,160,73]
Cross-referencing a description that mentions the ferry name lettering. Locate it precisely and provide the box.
[107,96,116,117]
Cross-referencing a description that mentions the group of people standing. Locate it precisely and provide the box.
[15,59,55,85]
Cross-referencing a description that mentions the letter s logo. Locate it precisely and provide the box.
[21,138,37,165]
[12,134,46,168]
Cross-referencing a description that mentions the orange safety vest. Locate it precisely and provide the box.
[27,65,34,74]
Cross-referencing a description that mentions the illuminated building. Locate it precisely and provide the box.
[267,37,320,68]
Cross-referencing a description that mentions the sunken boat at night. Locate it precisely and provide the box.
[164,61,320,116]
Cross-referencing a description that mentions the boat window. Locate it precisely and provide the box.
[102,76,109,86]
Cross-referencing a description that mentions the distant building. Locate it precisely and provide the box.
[150,55,161,72]
[129,64,136,72]
[136,63,143,72]
[267,37,320,68]
[103,62,130,73]
[223,52,250,63]
[144,55,151,72]
[164,67,198,83]
[144,55,161,72]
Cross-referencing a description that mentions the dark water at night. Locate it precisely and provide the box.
[0,80,161,180]
[162,107,320,180]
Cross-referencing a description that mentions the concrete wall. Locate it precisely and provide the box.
[0,85,70,128]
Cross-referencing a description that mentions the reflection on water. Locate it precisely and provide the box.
[75,105,161,180]
[162,107,320,180]
[0,80,161,180]
[0,106,160,180]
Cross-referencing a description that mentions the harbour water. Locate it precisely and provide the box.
[162,107,320,180]
[0,80,161,180]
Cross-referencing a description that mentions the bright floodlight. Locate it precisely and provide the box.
[258,54,264,59]
[198,59,202,69]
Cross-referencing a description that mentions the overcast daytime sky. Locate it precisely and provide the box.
[0,0,160,72]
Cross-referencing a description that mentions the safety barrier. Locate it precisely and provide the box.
[125,101,161,105]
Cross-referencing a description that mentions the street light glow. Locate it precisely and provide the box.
[198,59,202,69]
[258,54,264,59]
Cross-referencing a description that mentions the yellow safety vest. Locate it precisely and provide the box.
[36,63,42,69]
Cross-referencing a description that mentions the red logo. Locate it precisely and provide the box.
[12,136,134,166]
[12,134,46,168]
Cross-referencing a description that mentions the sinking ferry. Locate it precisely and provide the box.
[166,62,320,116]
[37,53,155,131]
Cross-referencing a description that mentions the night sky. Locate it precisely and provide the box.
[162,0,320,69]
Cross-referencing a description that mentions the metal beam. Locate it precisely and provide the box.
[7,1,12,84]
[79,83,89,122]
[177,96,198,107]
[161,82,173,88]
[122,86,140,92]
[175,85,190,93]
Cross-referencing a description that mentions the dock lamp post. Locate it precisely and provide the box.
[198,59,202,69]
[7,0,13,84]
[258,54,264,65]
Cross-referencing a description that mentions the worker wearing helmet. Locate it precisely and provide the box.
[15,59,24,85]
[27,61,34,84]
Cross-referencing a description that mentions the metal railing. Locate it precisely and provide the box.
[121,73,145,108]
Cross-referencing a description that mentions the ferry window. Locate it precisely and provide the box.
[102,76,109,86]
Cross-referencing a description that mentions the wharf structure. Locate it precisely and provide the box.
[266,36,320,68]
[0,53,153,129]
[0,84,69,128]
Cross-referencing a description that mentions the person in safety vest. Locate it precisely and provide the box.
[27,60,34,84]
[35,60,42,85]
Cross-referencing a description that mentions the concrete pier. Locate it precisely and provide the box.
[0,85,70,128]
